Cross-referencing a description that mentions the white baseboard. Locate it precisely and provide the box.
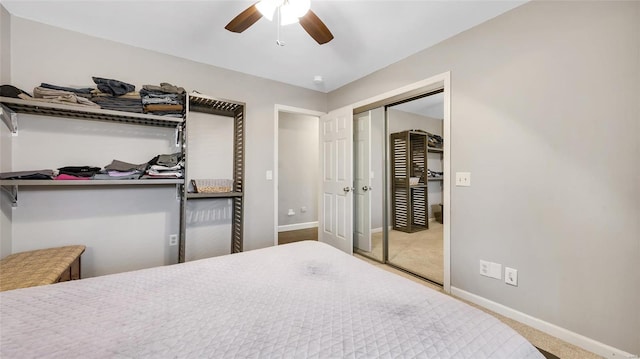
[450,287,638,359]
[278,221,318,232]
[371,226,392,234]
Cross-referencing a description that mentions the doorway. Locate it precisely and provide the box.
[274,106,323,246]
[277,71,451,291]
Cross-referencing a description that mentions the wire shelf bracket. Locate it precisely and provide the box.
[0,103,18,135]
[1,185,18,207]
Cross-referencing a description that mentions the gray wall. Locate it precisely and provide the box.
[3,16,326,275]
[330,1,640,354]
[0,5,12,258]
[278,112,318,227]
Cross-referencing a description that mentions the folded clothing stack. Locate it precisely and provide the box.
[0,155,184,182]
[428,134,444,148]
[4,79,186,117]
[39,83,93,99]
[140,83,185,118]
[26,85,100,108]
[141,153,184,179]
[89,77,143,113]
[0,170,54,180]
[2,167,106,181]
[93,160,148,180]
[427,169,444,178]
[56,166,101,180]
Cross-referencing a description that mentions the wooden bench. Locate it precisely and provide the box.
[0,245,86,292]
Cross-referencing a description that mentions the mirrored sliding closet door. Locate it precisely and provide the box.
[353,107,385,262]
[386,92,444,284]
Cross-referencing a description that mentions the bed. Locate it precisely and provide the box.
[0,241,543,358]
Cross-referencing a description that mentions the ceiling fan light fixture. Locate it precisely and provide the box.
[287,0,311,18]
[257,0,310,25]
[256,0,281,21]
[279,5,300,25]
[225,0,333,45]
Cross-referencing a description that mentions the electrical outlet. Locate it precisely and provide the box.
[168,234,178,246]
[505,267,518,286]
[300,206,307,213]
[287,209,295,216]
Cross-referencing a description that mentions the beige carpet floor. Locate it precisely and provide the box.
[361,221,444,284]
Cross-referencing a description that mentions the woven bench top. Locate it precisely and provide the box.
[0,245,86,292]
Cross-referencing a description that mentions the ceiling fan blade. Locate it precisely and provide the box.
[299,9,334,45]
[225,4,263,33]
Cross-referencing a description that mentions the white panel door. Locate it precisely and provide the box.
[319,106,353,254]
[354,112,372,252]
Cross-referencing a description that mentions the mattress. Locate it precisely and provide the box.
[0,241,543,358]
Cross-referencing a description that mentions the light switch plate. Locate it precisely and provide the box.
[266,170,273,180]
[480,260,491,277]
[456,172,471,187]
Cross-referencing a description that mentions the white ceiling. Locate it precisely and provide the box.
[1,0,526,93]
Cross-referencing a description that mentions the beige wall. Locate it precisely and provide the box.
[330,1,640,354]
[5,16,326,275]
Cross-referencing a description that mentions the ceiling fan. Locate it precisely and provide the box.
[225,0,334,45]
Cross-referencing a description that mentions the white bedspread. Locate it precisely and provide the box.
[0,241,543,358]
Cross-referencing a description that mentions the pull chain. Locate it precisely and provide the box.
[276,6,285,46]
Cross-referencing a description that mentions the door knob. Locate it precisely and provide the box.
[343,187,353,192]
[362,186,372,191]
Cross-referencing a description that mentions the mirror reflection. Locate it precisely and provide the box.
[353,107,385,262]
[353,92,444,285]
[386,92,444,284]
